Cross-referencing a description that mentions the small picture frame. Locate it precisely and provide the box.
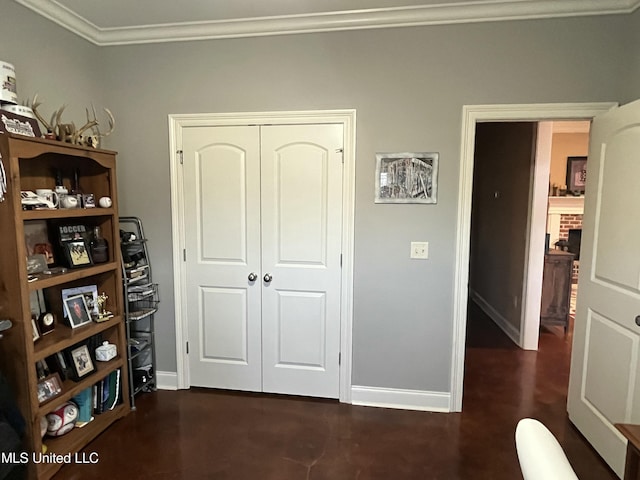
[69,344,95,379]
[64,294,93,329]
[63,240,92,268]
[566,156,587,194]
[24,220,54,264]
[37,373,63,404]
[83,193,96,208]
[31,316,40,342]
[62,285,99,320]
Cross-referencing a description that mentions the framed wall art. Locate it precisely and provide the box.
[566,156,587,194]
[375,152,439,204]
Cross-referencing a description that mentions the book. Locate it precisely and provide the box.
[72,387,93,424]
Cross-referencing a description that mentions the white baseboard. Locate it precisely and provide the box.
[154,372,450,411]
[469,289,521,346]
[351,386,451,412]
[156,371,178,390]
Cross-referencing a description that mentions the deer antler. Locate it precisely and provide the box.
[74,110,99,143]
[89,105,115,138]
[54,105,76,143]
[29,94,56,134]
[85,105,115,148]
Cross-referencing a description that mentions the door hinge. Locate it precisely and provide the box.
[336,148,344,163]
[186,342,189,354]
[340,254,343,267]
[183,249,186,261]
[178,150,184,164]
[339,352,341,365]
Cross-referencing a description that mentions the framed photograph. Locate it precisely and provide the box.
[375,152,439,204]
[26,254,48,274]
[31,316,40,341]
[63,294,93,329]
[69,344,95,379]
[566,156,587,194]
[62,285,99,320]
[37,373,63,404]
[24,220,54,264]
[83,193,96,208]
[63,240,92,268]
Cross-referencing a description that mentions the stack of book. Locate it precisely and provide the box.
[72,368,122,427]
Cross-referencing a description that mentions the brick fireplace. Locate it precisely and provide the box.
[547,196,584,283]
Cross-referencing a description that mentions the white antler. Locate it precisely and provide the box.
[86,105,115,148]
[29,94,56,134]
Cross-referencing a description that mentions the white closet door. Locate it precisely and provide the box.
[183,123,344,399]
[183,126,262,391]
[260,124,344,398]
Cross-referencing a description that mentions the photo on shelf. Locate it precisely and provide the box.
[68,344,95,380]
[64,294,93,329]
[31,315,40,342]
[24,220,55,265]
[62,285,99,319]
[37,373,63,405]
[63,240,92,268]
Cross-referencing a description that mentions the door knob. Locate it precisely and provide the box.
[248,272,257,282]
[636,315,640,327]
[263,273,272,283]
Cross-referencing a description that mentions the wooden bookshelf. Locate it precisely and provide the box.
[0,133,130,480]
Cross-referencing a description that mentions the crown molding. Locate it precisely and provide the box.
[15,0,640,46]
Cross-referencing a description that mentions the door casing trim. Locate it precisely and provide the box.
[168,110,357,403]
[451,102,617,412]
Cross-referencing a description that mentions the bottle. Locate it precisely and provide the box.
[90,226,109,263]
[71,168,83,207]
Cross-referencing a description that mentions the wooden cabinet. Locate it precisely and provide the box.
[540,250,575,332]
[0,133,130,480]
[615,423,640,480]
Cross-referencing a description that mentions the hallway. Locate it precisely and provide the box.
[55,303,616,479]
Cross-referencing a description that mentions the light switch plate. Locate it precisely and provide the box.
[410,241,429,259]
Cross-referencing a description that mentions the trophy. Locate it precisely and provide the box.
[95,292,114,322]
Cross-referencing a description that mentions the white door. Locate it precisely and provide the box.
[183,126,262,391]
[183,124,343,399]
[567,99,640,477]
[261,125,343,398]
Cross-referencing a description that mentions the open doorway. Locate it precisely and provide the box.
[449,102,617,412]
[467,120,590,349]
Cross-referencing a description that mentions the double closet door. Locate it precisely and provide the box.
[182,124,343,398]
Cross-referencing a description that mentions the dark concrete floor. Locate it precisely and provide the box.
[56,302,617,479]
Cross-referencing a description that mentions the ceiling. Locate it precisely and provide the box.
[14,0,640,46]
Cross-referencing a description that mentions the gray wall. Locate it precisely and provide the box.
[1,3,636,395]
[0,1,105,127]
[628,9,640,101]
[101,16,628,393]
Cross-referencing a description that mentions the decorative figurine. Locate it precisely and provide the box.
[95,292,114,322]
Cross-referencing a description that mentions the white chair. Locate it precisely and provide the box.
[515,418,579,479]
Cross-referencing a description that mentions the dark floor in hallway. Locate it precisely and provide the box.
[56,302,617,479]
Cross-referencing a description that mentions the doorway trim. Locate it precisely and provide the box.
[450,102,617,412]
[168,109,357,403]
